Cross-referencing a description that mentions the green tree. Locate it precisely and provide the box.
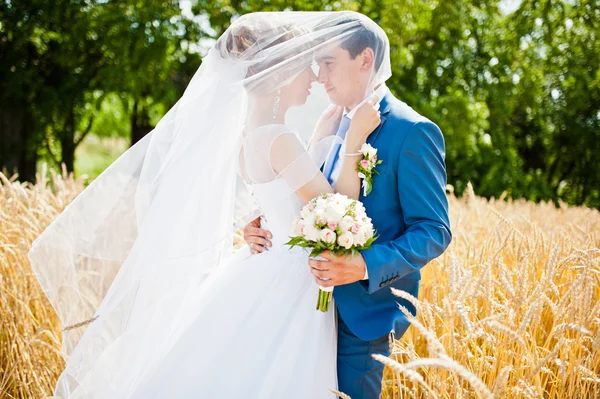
[2,0,598,208]
[364,0,599,207]
[1,0,202,176]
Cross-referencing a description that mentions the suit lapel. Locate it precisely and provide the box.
[367,92,392,147]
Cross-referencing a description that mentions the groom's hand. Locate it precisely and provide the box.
[243,217,272,254]
[308,251,367,287]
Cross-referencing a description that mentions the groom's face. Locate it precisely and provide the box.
[315,46,370,110]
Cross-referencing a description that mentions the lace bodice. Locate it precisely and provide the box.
[239,124,319,249]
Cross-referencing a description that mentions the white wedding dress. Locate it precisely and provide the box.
[127,124,338,398]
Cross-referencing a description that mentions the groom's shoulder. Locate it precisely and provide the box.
[380,92,443,144]
[384,93,435,128]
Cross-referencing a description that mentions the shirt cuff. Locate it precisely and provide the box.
[362,267,369,280]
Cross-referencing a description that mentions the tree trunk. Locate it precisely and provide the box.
[60,108,76,173]
[131,99,152,146]
[60,139,75,173]
[0,107,38,182]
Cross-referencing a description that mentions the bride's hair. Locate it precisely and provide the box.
[222,18,304,79]
[212,15,318,95]
[225,22,267,59]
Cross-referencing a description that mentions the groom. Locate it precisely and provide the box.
[244,13,451,399]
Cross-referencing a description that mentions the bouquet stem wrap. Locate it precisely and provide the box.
[310,255,334,312]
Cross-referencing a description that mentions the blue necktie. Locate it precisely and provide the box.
[323,115,351,184]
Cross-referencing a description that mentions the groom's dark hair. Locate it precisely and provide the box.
[316,13,386,72]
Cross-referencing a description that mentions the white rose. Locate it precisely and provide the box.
[334,193,349,202]
[303,225,320,242]
[293,218,305,236]
[353,232,366,246]
[303,211,317,227]
[316,196,328,210]
[360,143,378,159]
[337,232,354,249]
[356,209,366,219]
[360,224,374,240]
[339,216,354,232]
[320,228,337,244]
[326,202,346,223]
[300,206,312,220]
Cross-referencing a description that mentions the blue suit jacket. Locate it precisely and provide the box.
[333,89,452,342]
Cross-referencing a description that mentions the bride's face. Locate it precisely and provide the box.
[280,66,317,108]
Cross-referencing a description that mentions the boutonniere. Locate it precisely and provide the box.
[356,143,382,196]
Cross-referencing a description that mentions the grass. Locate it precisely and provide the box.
[1,170,598,398]
[36,133,129,183]
[73,134,129,180]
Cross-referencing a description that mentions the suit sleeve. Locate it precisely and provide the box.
[361,121,452,294]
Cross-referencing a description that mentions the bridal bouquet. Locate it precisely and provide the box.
[286,193,377,312]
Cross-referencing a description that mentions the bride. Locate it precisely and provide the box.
[28,11,390,398]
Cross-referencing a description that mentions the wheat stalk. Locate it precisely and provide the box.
[3,172,600,398]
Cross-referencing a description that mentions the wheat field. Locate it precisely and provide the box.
[1,167,599,399]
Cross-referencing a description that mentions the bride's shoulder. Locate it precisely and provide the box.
[243,123,296,136]
[242,124,301,146]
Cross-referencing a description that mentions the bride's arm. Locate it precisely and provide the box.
[307,105,343,150]
[331,127,371,199]
[272,97,381,203]
[310,97,381,200]
[330,96,381,199]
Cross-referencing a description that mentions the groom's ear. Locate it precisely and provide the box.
[359,47,375,72]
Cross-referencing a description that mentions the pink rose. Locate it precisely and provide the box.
[316,217,326,226]
[337,232,354,249]
[372,156,377,163]
[320,229,337,244]
[360,160,369,168]
[328,222,337,230]
[351,224,361,234]
[308,203,316,211]
[293,219,305,236]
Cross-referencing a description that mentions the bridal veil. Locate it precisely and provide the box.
[27,11,391,396]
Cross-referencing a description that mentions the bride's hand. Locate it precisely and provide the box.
[312,105,343,142]
[346,95,381,150]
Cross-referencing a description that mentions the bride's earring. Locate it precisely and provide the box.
[272,88,281,119]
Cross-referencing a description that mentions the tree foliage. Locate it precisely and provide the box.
[1,0,202,176]
[1,0,598,207]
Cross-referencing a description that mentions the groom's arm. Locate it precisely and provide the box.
[243,218,272,254]
[361,121,452,294]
